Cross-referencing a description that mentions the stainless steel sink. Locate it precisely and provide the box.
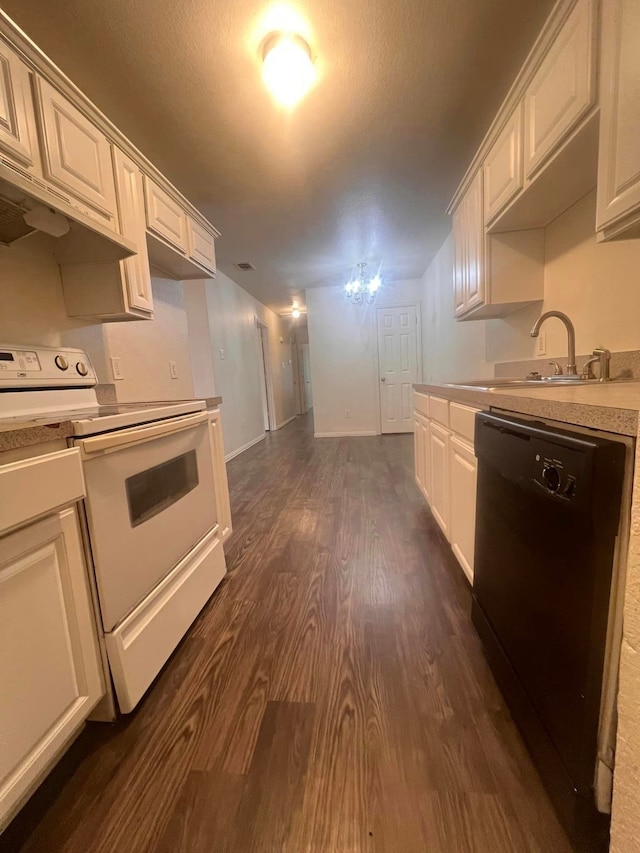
[443,377,605,392]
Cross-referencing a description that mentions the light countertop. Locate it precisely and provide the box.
[414,380,640,436]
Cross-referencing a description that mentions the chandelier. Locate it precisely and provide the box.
[344,262,382,305]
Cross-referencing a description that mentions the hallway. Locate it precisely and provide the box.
[5,414,572,852]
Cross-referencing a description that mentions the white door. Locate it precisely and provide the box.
[0,509,104,827]
[377,305,419,434]
[301,343,313,411]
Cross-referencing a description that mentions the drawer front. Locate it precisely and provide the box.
[0,448,85,535]
[105,525,226,713]
[34,77,117,221]
[187,217,216,274]
[449,403,481,444]
[143,175,187,252]
[414,392,430,418]
[428,395,450,428]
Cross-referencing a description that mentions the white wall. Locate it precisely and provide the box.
[306,279,422,436]
[422,191,640,381]
[184,271,295,459]
[0,233,196,403]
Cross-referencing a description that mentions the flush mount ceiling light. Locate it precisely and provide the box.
[262,32,315,107]
[280,305,307,319]
[345,263,382,306]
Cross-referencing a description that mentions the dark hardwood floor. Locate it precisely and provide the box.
[3,413,574,853]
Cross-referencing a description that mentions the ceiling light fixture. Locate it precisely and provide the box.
[262,32,315,107]
[345,263,382,306]
[291,307,301,319]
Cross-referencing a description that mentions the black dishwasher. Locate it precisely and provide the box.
[472,411,625,851]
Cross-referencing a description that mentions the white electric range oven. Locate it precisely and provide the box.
[0,342,226,714]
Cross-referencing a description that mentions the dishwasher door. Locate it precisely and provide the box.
[472,412,625,844]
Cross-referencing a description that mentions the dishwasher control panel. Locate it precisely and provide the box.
[536,454,577,500]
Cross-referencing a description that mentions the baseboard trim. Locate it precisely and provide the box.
[314,430,378,438]
[225,432,266,462]
[275,415,296,430]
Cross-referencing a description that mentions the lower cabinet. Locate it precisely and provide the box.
[209,407,232,543]
[414,396,479,582]
[429,421,451,537]
[0,507,104,828]
[449,435,477,584]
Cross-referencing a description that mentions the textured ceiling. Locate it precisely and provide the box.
[4,0,555,312]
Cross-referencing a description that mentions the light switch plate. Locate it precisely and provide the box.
[219,348,225,360]
[110,356,124,380]
[169,360,178,379]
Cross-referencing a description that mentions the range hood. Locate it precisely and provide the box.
[0,157,136,264]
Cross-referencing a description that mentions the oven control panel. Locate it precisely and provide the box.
[0,343,97,388]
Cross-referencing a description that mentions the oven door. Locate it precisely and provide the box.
[75,411,217,631]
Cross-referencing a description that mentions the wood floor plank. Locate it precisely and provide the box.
[2,414,574,853]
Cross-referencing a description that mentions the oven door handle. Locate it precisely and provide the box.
[76,411,210,457]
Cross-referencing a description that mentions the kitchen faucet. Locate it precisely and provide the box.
[530,311,577,376]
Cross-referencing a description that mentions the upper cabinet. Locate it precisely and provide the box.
[449,0,598,320]
[596,0,640,240]
[144,175,218,279]
[523,0,596,179]
[33,76,118,229]
[0,13,220,318]
[484,105,524,224]
[0,40,39,173]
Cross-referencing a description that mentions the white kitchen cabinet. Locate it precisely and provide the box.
[0,39,39,172]
[113,149,153,315]
[0,508,104,828]
[144,174,188,252]
[61,148,154,321]
[523,0,596,179]
[449,435,477,584]
[596,0,640,239]
[33,76,117,226]
[414,412,430,502]
[484,105,524,224]
[188,217,217,276]
[452,170,544,321]
[429,420,450,537]
[453,171,484,318]
[209,408,232,543]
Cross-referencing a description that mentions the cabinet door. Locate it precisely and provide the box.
[187,217,216,275]
[209,410,232,543]
[465,171,485,311]
[421,417,431,502]
[429,421,450,538]
[414,415,423,493]
[452,203,467,317]
[113,148,153,316]
[34,76,117,221]
[596,0,640,233]
[0,509,104,827]
[143,175,188,252]
[484,105,524,222]
[449,435,477,584]
[0,40,38,170]
[523,0,596,178]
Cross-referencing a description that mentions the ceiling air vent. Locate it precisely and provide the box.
[236,262,256,271]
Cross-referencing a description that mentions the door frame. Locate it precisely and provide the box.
[374,301,422,436]
[255,318,277,432]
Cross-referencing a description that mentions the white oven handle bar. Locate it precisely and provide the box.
[76,411,209,458]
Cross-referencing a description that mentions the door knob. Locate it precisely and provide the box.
[381,377,386,382]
